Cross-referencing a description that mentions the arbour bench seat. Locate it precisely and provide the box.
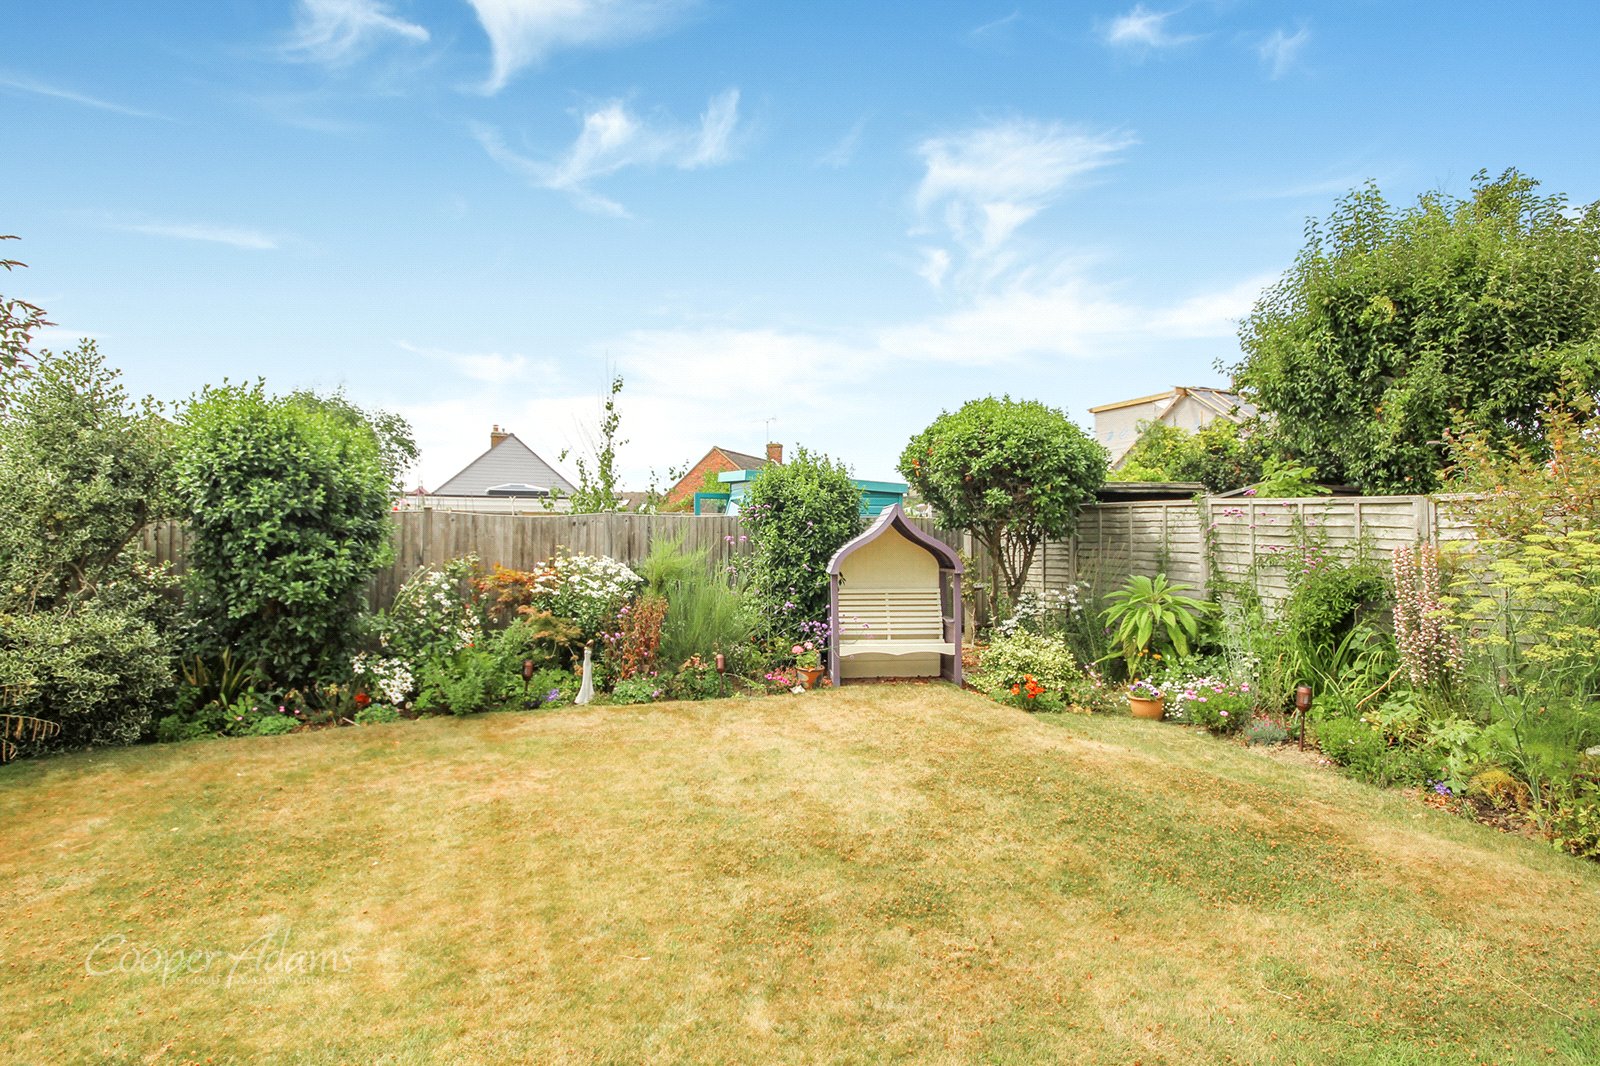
[835,586,955,658]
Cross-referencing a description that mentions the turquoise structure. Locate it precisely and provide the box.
[703,470,907,517]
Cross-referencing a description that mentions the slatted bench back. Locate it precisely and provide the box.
[836,586,946,643]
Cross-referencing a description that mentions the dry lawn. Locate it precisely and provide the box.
[2,685,1598,1064]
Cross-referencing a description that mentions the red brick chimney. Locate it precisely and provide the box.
[490,425,511,449]
[766,442,783,464]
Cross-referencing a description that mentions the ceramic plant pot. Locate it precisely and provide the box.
[798,666,825,690]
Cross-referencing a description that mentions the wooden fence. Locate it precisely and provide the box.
[139,493,1480,626]
[140,511,996,624]
[1023,494,1481,608]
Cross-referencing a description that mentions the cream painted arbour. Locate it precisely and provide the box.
[827,504,964,687]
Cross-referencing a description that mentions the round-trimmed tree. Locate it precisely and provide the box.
[899,397,1106,607]
[175,384,403,688]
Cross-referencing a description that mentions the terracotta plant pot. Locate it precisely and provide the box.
[798,666,825,690]
[1129,695,1165,720]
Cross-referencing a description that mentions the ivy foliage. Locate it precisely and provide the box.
[1232,169,1600,494]
[740,447,861,634]
[899,396,1106,605]
[0,342,177,748]
[175,383,402,689]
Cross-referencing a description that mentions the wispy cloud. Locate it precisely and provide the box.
[816,116,867,169]
[969,9,1021,42]
[1258,27,1310,78]
[476,89,741,216]
[113,220,281,251]
[398,341,551,385]
[1102,5,1197,50]
[912,118,1134,285]
[465,0,696,94]
[283,0,429,64]
[0,73,169,121]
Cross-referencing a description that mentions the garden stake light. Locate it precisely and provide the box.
[1295,684,1313,750]
[522,658,535,705]
[715,653,726,698]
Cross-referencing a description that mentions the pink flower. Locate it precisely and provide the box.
[792,644,805,655]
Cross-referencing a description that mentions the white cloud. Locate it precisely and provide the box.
[912,119,1133,286]
[917,248,952,289]
[475,89,740,215]
[1258,27,1310,79]
[1102,5,1197,50]
[0,73,169,120]
[283,0,429,64]
[393,269,1268,491]
[114,220,280,250]
[397,341,550,385]
[465,0,695,93]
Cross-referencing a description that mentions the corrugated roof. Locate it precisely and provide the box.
[432,434,576,497]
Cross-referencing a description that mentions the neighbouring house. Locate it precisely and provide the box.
[408,426,577,512]
[666,443,783,510]
[1089,386,1257,468]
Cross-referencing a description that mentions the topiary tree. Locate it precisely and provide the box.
[1233,169,1600,494]
[740,446,862,637]
[899,396,1107,607]
[0,341,177,749]
[175,383,404,689]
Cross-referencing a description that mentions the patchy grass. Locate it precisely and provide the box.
[3,686,1598,1064]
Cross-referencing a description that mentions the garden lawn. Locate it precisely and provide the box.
[3,687,1598,1065]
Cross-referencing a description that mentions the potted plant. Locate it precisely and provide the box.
[1099,573,1211,702]
[792,642,824,689]
[1127,677,1166,720]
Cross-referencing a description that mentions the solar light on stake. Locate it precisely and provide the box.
[1295,684,1313,750]
[715,653,726,698]
[522,658,535,705]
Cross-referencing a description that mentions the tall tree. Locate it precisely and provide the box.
[899,397,1106,606]
[1232,170,1600,494]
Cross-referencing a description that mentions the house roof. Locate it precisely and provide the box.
[431,433,576,497]
[714,446,770,470]
[1088,386,1256,421]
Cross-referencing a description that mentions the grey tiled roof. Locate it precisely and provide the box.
[431,435,576,496]
[716,446,771,470]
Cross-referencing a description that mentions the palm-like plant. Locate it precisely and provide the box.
[1100,574,1212,680]
[2,684,59,762]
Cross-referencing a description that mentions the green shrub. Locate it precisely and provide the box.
[666,656,726,701]
[248,714,298,737]
[175,383,405,689]
[354,704,402,725]
[1544,769,1600,860]
[1316,716,1433,787]
[0,596,174,748]
[526,667,578,707]
[741,447,861,638]
[0,343,177,752]
[610,676,664,704]
[972,632,1082,707]
[415,647,514,715]
[1245,717,1290,745]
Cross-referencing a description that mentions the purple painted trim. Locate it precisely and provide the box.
[826,503,963,576]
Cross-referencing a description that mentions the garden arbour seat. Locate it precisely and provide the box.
[834,586,956,659]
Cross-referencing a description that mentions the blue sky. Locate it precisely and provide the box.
[6,1,1599,490]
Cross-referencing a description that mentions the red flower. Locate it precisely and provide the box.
[354,691,371,708]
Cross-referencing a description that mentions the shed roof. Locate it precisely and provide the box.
[827,503,963,576]
[432,433,576,497]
